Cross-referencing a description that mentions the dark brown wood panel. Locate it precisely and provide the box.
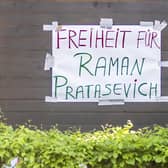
[4,111,168,131]
[1,100,168,112]
[0,0,168,130]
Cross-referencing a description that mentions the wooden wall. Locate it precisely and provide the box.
[0,0,168,130]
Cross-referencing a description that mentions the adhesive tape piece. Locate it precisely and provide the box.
[43,24,53,31]
[161,61,168,67]
[52,21,58,30]
[154,20,167,31]
[139,21,153,27]
[44,53,54,71]
[100,18,113,29]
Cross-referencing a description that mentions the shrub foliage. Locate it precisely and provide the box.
[0,120,167,168]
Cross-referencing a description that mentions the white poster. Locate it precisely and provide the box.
[50,25,161,101]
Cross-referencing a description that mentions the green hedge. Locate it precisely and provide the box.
[0,119,168,168]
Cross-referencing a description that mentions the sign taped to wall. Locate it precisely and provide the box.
[44,23,161,102]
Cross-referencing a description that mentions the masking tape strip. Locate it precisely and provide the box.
[100,18,113,29]
[161,61,168,67]
[44,53,54,71]
[45,96,57,102]
[43,24,53,31]
[139,20,167,31]
[139,21,153,27]
[52,21,58,30]
[153,20,167,31]
[43,21,58,31]
[98,99,125,106]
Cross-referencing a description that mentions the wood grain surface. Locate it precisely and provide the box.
[0,0,168,130]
